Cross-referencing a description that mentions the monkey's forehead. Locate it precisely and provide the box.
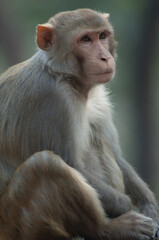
[48,9,112,32]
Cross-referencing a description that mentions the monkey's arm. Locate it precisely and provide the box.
[101,117,159,222]
[117,157,159,223]
[80,169,132,218]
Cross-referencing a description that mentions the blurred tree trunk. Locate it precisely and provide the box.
[135,0,159,187]
[0,0,24,66]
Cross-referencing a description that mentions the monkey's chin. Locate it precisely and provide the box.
[98,72,114,84]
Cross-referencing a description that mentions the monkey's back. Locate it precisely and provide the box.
[0,54,76,181]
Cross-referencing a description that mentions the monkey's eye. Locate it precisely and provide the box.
[99,32,107,40]
[80,35,91,43]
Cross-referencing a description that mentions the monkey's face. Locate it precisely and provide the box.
[73,29,116,87]
[36,9,116,91]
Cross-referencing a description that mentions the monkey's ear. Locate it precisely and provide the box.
[103,13,110,20]
[37,23,54,51]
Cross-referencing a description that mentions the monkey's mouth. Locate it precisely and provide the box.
[96,69,113,75]
[105,69,113,74]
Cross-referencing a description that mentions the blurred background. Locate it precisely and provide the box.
[0,0,159,199]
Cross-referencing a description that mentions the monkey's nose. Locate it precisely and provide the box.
[101,56,110,62]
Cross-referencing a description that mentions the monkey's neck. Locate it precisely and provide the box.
[37,51,97,99]
[53,72,91,99]
[51,71,96,99]
[67,77,94,99]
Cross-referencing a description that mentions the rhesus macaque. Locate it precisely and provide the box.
[0,8,158,240]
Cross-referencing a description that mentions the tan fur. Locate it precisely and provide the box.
[0,151,107,240]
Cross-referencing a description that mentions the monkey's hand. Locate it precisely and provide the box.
[102,211,158,240]
[139,203,159,225]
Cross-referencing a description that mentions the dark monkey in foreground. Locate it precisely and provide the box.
[0,9,158,240]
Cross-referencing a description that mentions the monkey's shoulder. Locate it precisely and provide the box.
[0,59,31,83]
[0,57,56,100]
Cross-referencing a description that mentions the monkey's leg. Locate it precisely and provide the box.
[0,151,157,240]
[0,151,106,240]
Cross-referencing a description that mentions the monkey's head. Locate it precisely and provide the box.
[37,9,117,93]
